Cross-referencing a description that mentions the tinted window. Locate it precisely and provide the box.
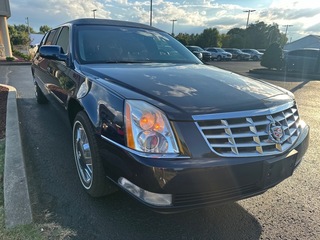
[56,27,69,54]
[75,25,200,64]
[44,29,58,45]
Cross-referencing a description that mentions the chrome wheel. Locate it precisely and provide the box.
[73,120,93,189]
[73,111,117,197]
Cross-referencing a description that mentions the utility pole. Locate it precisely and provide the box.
[25,17,30,54]
[283,25,293,37]
[150,0,153,26]
[92,9,97,18]
[25,17,30,35]
[170,19,177,36]
[243,10,256,28]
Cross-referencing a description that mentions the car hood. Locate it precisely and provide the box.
[80,63,293,120]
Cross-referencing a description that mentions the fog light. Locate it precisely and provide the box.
[118,177,172,206]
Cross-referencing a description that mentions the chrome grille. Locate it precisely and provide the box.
[194,103,301,157]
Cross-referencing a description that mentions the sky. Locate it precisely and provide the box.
[6,0,320,42]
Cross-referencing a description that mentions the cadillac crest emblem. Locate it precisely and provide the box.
[268,121,284,143]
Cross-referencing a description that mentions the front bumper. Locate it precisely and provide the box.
[100,123,309,212]
[222,55,232,60]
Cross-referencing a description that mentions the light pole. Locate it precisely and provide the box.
[171,19,177,36]
[150,0,153,26]
[25,17,30,53]
[283,25,293,37]
[25,17,30,35]
[92,9,97,19]
[243,9,256,28]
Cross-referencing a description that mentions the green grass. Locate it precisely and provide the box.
[0,140,76,239]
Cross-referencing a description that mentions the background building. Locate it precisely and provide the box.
[284,35,320,51]
[0,0,12,58]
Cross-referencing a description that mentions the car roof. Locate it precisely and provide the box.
[60,18,161,32]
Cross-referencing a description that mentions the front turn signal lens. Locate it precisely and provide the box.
[125,102,135,149]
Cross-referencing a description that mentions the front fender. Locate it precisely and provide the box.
[80,82,126,145]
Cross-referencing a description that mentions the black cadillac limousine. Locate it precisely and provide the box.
[31,18,309,212]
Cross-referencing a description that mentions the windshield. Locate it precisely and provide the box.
[75,25,201,64]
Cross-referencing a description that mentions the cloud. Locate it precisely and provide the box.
[6,0,320,40]
[306,22,320,33]
[261,7,320,21]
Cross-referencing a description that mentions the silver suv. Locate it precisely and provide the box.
[205,47,232,61]
[241,49,264,61]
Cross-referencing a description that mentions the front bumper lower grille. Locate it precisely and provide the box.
[195,103,301,157]
[173,184,259,207]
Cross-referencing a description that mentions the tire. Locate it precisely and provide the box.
[73,111,117,197]
[237,55,242,61]
[33,78,48,104]
[253,56,259,61]
[217,55,222,61]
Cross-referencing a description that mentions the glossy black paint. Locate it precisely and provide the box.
[80,63,293,119]
[98,124,309,212]
[31,18,309,212]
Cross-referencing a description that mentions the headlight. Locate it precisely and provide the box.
[125,100,179,154]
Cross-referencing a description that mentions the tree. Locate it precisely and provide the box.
[175,33,190,45]
[8,24,33,45]
[225,28,245,48]
[220,34,230,47]
[195,28,219,48]
[39,25,51,34]
[174,20,288,50]
[260,42,284,70]
[223,22,287,49]
[245,22,269,49]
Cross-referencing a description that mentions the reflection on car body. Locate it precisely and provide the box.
[31,19,309,213]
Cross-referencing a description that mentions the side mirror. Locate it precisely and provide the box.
[39,45,67,61]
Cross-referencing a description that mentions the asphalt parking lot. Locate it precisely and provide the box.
[1,62,319,239]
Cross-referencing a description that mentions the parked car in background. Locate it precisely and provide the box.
[31,18,309,213]
[223,48,251,60]
[284,48,320,73]
[205,47,232,61]
[186,46,202,60]
[257,49,266,54]
[186,45,212,62]
[241,49,264,61]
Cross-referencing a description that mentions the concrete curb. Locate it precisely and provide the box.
[0,61,32,66]
[2,84,33,228]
